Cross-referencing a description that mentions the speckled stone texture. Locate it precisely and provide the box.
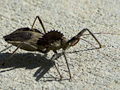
[0,0,120,90]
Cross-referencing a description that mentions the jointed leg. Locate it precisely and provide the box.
[0,45,12,53]
[2,43,23,66]
[76,28,102,48]
[67,28,102,49]
[2,41,38,66]
[51,52,62,80]
[31,16,46,34]
[52,50,71,80]
[63,51,72,81]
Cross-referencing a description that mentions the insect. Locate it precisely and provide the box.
[2,16,102,80]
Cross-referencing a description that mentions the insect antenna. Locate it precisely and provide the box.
[83,32,120,36]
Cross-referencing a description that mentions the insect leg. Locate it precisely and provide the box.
[2,43,23,66]
[0,45,12,53]
[31,16,46,34]
[51,51,62,80]
[66,28,102,50]
[76,28,102,48]
[63,51,72,81]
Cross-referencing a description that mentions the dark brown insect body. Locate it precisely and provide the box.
[2,16,102,80]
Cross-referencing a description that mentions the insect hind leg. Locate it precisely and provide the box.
[2,43,23,66]
[31,16,46,34]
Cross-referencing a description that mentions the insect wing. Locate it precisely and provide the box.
[3,27,44,51]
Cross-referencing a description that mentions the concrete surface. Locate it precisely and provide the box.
[0,0,120,90]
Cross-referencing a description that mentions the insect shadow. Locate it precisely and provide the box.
[0,52,56,81]
[0,46,99,81]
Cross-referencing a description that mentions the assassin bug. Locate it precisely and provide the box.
[2,16,102,80]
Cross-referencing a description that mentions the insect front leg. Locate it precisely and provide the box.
[31,16,46,34]
[64,28,102,50]
[76,28,102,48]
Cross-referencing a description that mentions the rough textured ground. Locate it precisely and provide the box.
[0,0,120,90]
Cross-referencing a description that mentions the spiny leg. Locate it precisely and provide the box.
[31,16,46,34]
[2,43,23,66]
